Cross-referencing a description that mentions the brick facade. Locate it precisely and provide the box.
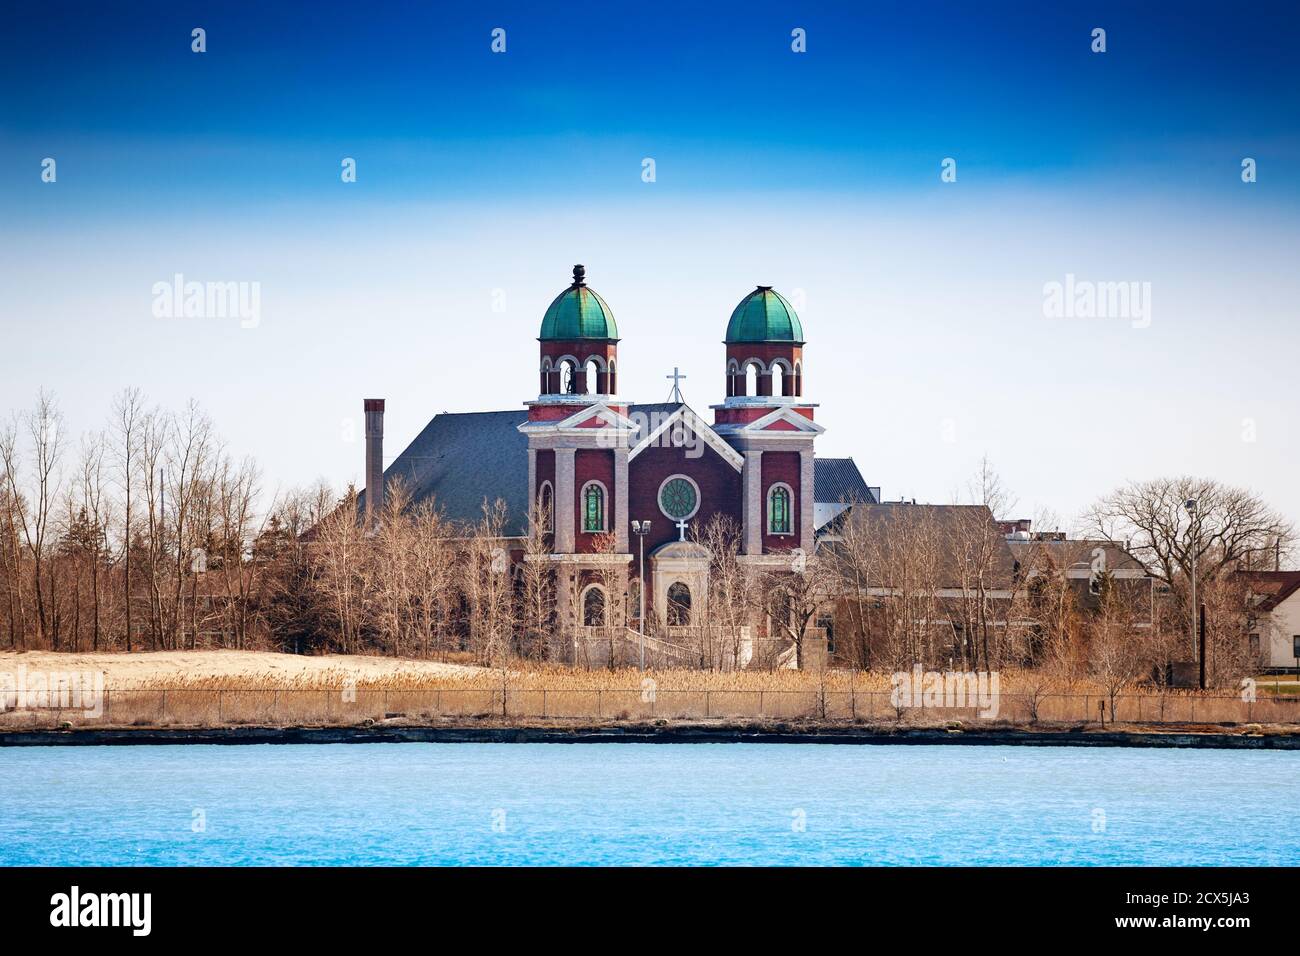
[760,450,802,552]
[625,442,742,619]
[573,448,617,552]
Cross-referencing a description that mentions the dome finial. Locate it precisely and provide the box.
[572,264,586,287]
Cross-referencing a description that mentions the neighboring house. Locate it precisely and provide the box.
[1002,523,1155,620]
[1239,571,1300,670]
[820,501,1025,666]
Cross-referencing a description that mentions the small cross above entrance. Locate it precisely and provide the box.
[676,519,689,541]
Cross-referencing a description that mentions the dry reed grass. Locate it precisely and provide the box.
[90,662,1257,700]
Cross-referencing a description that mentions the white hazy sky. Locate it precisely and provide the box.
[3,188,1298,532]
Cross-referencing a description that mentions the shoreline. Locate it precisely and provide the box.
[4,722,1298,749]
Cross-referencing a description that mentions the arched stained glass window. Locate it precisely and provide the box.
[583,482,606,533]
[768,484,791,535]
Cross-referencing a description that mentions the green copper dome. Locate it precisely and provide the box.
[725,286,804,343]
[539,265,619,341]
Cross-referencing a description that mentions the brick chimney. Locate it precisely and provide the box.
[364,399,385,525]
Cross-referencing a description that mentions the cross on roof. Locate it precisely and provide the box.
[667,367,687,403]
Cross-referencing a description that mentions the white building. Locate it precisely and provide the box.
[1241,571,1300,670]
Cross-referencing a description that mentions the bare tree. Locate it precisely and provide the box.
[0,435,28,648]
[74,432,111,650]
[763,549,837,670]
[585,530,625,669]
[1088,477,1293,659]
[831,503,946,672]
[1088,571,1147,721]
[465,499,515,666]
[694,514,753,670]
[0,392,65,647]
[312,486,365,653]
[111,388,144,651]
[518,496,555,661]
[214,455,267,649]
[163,401,216,649]
[950,458,1017,670]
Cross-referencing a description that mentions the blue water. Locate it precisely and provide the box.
[1,743,1296,865]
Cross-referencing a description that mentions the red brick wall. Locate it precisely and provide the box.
[574,449,616,553]
[761,451,801,552]
[534,449,555,542]
[627,443,742,619]
[713,406,815,426]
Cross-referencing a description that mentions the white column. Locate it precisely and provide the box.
[614,448,630,552]
[800,448,816,552]
[555,447,576,553]
[743,450,763,555]
[527,447,538,533]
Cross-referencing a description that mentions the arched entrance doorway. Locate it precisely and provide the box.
[582,585,607,626]
[666,582,691,626]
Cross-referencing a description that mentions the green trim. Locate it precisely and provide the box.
[725,287,804,343]
[540,286,619,341]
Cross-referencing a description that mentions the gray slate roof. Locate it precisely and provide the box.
[1005,538,1147,574]
[814,457,877,504]
[357,409,531,536]
[358,406,875,536]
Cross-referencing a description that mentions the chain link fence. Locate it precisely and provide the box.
[1,686,1298,729]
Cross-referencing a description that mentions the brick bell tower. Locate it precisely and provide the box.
[712,286,824,558]
[518,265,635,633]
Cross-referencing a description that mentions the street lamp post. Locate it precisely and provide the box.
[1184,498,1198,674]
[631,520,651,671]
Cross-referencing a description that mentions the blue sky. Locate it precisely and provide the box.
[5,1,1299,204]
[2,1,1299,529]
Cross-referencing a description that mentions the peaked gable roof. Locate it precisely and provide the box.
[1238,570,1300,611]
[839,502,1020,589]
[628,402,744,470]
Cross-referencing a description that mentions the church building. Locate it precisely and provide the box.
[357,265,877,635]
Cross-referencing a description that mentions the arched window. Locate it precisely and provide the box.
[768,483,792,535]
[559,358,578,394]
[585,357,602,395]
[771,362,785,396]
[666,582,691,626]
[727,359,740,397]
[607,358,617,395]
[793,360,802,397]
[582,585,607,626]
[540,357,553,394]
[537,480,554,532]
[581,481,607,533]
[744,360,761,397]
